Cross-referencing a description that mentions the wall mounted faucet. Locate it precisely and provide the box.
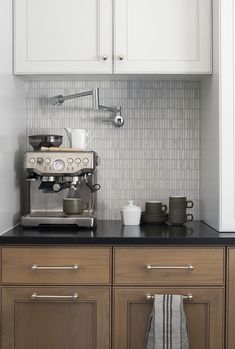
[48,88,124,127]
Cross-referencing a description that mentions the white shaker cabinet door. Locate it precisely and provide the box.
[14,0,112,74]
[114,0,212,74]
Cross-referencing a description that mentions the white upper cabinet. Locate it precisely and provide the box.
[14,0,212,74]
[14,0,112,74]
[114,0,212,74]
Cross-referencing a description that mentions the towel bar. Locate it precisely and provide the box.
[146,293,193,301]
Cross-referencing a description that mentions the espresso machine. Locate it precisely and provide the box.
[21,150,99,228]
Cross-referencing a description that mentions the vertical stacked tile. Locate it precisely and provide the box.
[27,80,200,220]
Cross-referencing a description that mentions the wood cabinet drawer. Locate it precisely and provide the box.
[2,247,111,284]
[114,247,225,285]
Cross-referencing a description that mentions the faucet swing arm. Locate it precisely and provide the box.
[48,88,124,127]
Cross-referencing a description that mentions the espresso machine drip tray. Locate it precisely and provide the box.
[21,213,97,228]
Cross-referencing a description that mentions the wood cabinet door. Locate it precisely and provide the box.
[114,0,212,74]
[227,248,235,349]
[14,0,112,74]
[113,287,224,349]
[2,286,110,349]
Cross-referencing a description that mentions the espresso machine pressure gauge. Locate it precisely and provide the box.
[53,159,65,171]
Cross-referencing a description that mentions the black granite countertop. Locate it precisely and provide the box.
[1,220,235,245]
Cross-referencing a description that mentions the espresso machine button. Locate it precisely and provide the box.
[83,158,89,164]
[45,158,51,164]
[67,158,73,164]
[75,158,81,164]
[29,158,36,164]
[53,159,65,171]
[37,158,44,164]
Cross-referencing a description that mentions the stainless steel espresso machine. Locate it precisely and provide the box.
[21,151,100,228]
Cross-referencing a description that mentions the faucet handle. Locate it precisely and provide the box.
[103,115,124,127]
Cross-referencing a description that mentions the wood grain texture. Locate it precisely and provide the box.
[2,247,111,284]
[113,287,224,349]
[2,286,111,349]
[227,248,235,349]
[114,247,225,285]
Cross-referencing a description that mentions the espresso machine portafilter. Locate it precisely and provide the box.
[21,151,100,228]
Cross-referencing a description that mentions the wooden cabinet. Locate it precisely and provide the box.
[0,245,226,348]
[227,248,235,349]
[1,246,111,349]
[114,0,212,74]
[114,246,225,349]
[14,0,212,74]
[2,286,111,349]
[113,287,224,349]
[14,0,112,74]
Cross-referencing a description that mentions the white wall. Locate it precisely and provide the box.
[0,0,27,233]
[200,0,220,230]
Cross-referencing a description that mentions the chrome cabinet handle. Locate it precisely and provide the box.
[102,55,108,60]
[119,55,125,61]
[146,293,193,301]
[145,265,194,271]
[31,293,78,300]
[31,264,79,271]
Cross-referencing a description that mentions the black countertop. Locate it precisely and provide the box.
[1,220,235,245]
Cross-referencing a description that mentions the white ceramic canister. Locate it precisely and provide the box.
[121,201,141,226]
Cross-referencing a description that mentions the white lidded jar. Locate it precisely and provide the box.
[121,201,141,225]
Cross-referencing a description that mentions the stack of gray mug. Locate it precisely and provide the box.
[169,196,194,225]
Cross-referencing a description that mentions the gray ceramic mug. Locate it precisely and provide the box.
[145,201,167,214]
[169,196,194,209]
[63,198,88,214]
[169,213,193,225]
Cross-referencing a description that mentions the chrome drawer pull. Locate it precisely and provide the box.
[31,293,78,300]
[145,265,194,271]
[31,264,79,271]
[146,293,193,301]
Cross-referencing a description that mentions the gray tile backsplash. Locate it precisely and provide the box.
[27,80,200,220]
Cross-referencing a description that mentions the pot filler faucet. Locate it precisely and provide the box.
[48,88,124,127]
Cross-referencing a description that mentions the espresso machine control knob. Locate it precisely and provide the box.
[53,183,61,192]
[53,159,65,171]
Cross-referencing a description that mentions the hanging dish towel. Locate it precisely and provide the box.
[146,294,189,349]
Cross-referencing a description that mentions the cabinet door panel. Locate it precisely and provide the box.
[114,0,212,73]
[113,287,224,349]
[227,248,235,348]
[2,287,110,349]
[14,0,112,73]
